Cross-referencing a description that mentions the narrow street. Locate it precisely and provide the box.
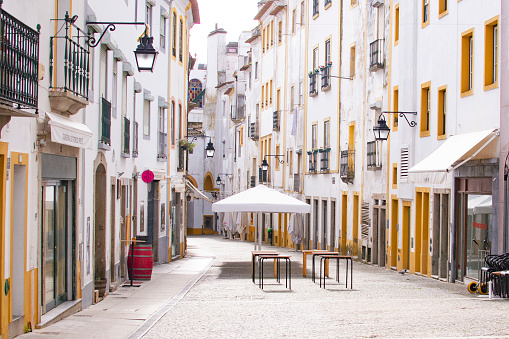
[23,236,509,338]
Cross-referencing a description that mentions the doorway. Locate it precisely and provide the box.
[390,197,398,268]
[110,181,116,283]
[12,164,26,319]
[148,181,160,262]
[330,200,336,251]
[41,181,74,312]
[94,164,107,294]
[313,199,319,249]
[372,198,386,267]
[322,200,327,250]
[432,192,449,279]
[305,198,311,250]
[400,201,411,271]
[415,189,430,275]
[340,193,347,254]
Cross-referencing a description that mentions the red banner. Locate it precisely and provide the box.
[472,222,487,230]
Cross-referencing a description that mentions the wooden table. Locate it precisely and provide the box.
[302,250,329,277]
[258,254,292,290]
[251,250,279,283]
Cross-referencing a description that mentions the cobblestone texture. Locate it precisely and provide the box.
[144,236,509,339]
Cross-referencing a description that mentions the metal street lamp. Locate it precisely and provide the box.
[134,29,158,72]
[260,158,269,172]
[205,139,215,158]
[216,175,221,186]
[373,111,417,141]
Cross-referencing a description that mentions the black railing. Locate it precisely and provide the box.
[49,15,89,100]
[178,145,184,170]
[308,151,317,172]
[273,110,280,131]
[250,121,259,140]
[100,98,111,145]
[367,141,381,169]
[321,66,330,89]
[0,8,39,109]
[132,121,139,157]
[340,150,355,181]
[320,148,330,171]
[123,117,130,154]
[369,39,384,71]
[250,175,256,188]
[158,131,168,159]
[309,73,317,96]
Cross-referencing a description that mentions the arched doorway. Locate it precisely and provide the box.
[94,163,107,296]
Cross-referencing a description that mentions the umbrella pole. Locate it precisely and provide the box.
[258,212,262,250]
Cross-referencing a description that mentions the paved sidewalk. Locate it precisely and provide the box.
[20,235,509,338]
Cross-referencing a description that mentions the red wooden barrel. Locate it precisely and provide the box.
[127,243,153,280]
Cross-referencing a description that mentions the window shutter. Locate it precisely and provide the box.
[400,147,409,182]
[361,201,370,241]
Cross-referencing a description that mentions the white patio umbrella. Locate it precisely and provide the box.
[212,185,311,249]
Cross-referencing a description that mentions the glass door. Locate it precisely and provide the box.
[42,183,68,312]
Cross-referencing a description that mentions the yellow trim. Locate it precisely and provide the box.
[399,201,412,271]
[187,175,198,188]
[340,192,347,255]
[420,81,431,137]
[438,0,448,18]
[325,2,332,10]
[275,144,280,171]
[390,195,398,267]
[349,43,356,78]
[350,0,359,9]
[437,85,447,139]
[460,28,474,96]
[392,163,398,189]
[313,13,319,20]
[394,3,399,46]
[0,142,8,338]
[352,192,360,256]
[392,86,399,131]
[483,16,499,91]
[171,9,178,61]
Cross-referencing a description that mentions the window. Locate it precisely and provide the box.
[439,0,448,17]
[270,21,274,46]
[289,149,293,175]
[392,164,398,189]
[266,26,269,50]
[301,1,305,27]
[172,12,177,57]
[275,145,280,171]
[299,81,303,105]
[121,72,127,117]
[99,45,108,99]
[270,80,273,105]
[312,123,317,149]
[325,39,331,63]
[351,0,358,5]
[393,86,399,130]
[179,18,183,62]
[276,88,280,111]
[291,85,295,110]
[420,81,431,136]
[261,84,264,109]
[143,99,150,136]
[160,15,166,48]
[313,46,318,71]
[325,0,331,7]
[461,29,474,96]
[255,62,258,79]
[278,21,282,44]
[145,2,153,31]
[324,120,330,148]
[395,4,399,45]
[262,27,266,52]
[158,107,167,158]
[265,83,269,107]
[170,101,175,144]
[292,9,296,34]
[350,44,355,78]
[178,103,182,141]
[313,0,319,16]
[437,86,447,139]
[422,0,429,27]
[484,17,498,90]
[112,60,118,109]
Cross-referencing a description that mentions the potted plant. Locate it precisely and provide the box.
[179,139,196,153]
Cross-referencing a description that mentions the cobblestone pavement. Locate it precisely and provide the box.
[144,235,509,339]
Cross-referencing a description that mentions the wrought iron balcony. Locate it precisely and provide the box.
[307,150,318,173]
[249,121,259,140]
[319,148,330,172]
[369,39,384,71]
[309,72,318,96]
[321,66,331,90]
[273,110,280,131]
[100,98,111,145]
[250,175,256,188]
[367,141,381,169]
[293,173,300,192]
[0,8,39,115]
[49,13,89,115]
[122,117,130,155]
[340,150,355,182]
[132,121,139,157]
[157,131,168,160]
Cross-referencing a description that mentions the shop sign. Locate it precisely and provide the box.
[472,222,487,230]
[142,170,154,183]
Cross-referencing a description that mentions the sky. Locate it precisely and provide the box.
[189,0,260,65]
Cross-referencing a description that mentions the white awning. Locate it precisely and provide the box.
[46,112,93,149]
[408,129,499,184]
[186,181,214,203]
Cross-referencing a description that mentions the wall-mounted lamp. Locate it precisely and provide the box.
[205,137,215,158]
[216,173,232,186]
[260,155,284,182]
[373,111,417,141]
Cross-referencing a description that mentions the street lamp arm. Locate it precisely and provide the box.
[85,21,145,47]
[264,154,285,164]
[381,111,418,127]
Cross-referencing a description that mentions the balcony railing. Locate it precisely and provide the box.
[367,141,381,169]
[158,131,168,160]
[250,175,256,188]
[320,148,330,171]
[321,66,331,90]
[249,121,259,140]
[293,173,300,192]
[132,121,139,157]
[100,98,111,145]
[307,150,318,173]
[0,8,39,109]
[178,145,184,171]
[123,117,130,155]
[340,150,355,182]
[369,39,384,71]
[309,73,317,96]
[273,110,280,131]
